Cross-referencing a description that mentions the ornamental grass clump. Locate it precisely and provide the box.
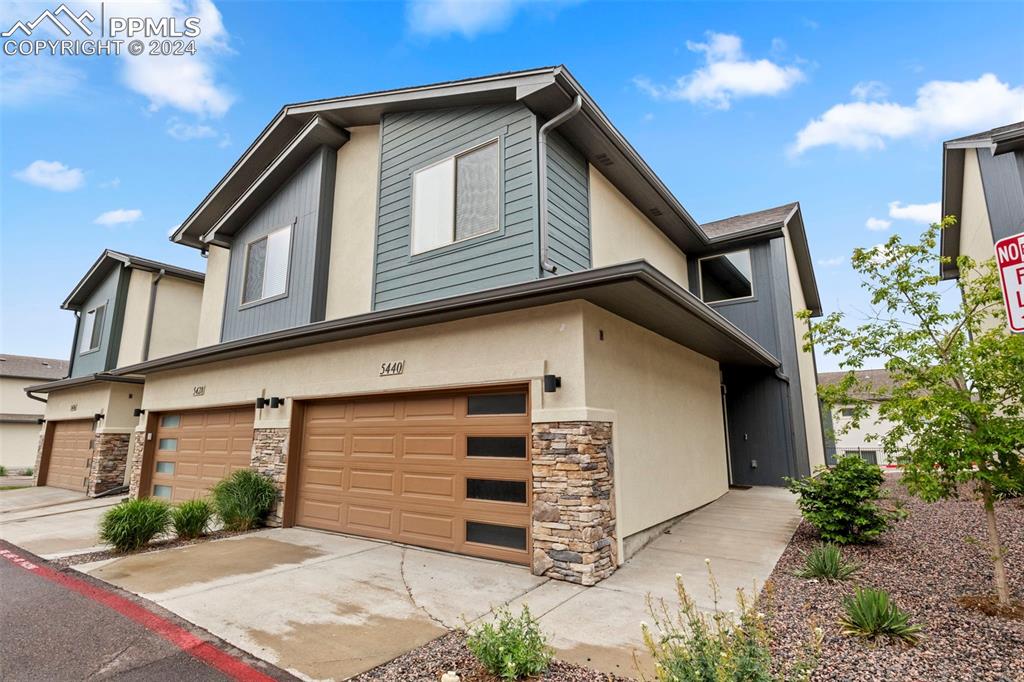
[99,498,172,552]
[796,544,860,582]
[210,470,277,531]
[171,498,215,539]
[465,604,553,680]
[787,455,889,544]
[839,587,922,645]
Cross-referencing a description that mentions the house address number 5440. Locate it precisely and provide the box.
[380,361,404,377]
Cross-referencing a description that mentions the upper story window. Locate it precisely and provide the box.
[79,303,106,353]
[698,250,754,304]
[242,224,292,305]
[411,139,500,254]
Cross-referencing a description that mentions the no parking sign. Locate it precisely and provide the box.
[995,231,1024,333]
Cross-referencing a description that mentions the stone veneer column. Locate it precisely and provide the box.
[32,429,46,487]
[127,431,147,499]
[251,428,289,526]
[87,433,131,496]
[531,422,616,585]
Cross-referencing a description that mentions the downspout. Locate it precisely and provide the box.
[141,268,165,362]
[537,95,583,274]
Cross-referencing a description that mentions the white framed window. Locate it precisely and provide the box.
[411,139,500,255]
[79,303,106,353]
[698,250,754,304]
[242,224,292,305]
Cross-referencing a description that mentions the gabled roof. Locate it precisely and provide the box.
[819,368,896,400]
[63,250,205,310]
[0,354,69,381]
[699,202,822,316]
[940,120,1024,279]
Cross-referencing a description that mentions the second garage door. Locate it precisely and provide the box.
[150,407,254,503]
[295,389,532,564]
[46,419,95,492]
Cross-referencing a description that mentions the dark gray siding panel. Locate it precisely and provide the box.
[722,367,795,486]
[978,147,1024,241]
[221,146,336,342]
[545,130,590,273]
[374,104,540,309]
[70,268,123,378]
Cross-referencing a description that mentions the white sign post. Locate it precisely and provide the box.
[995,231,1024,334]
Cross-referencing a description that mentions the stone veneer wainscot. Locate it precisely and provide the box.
[251,428,289,526]
[127,430,147,499]
[87,433,130,496]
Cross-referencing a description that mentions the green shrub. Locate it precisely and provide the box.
[796,544,859,581]
[839,587,922,645]
[99,498,172,552]
[0,465,7,476]
[466,605,553,680]
[210,470,277,531]
[24,467,34,477]
[640,565,820,682]
[787,455,889,544]
[172,498,214,539]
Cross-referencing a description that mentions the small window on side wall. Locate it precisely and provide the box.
[80,303,106,352]
[242,224,292,305]
[411,140,500,254]
[699,250,754,304]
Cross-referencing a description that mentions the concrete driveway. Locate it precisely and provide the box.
[69,486,799,680]
[0,486,122,557]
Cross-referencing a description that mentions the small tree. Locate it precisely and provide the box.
[803,218,1024,607]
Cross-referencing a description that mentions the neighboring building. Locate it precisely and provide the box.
[0,355,68,472]
[940,121,1024,281]
[819,369,905,466]
[30,67,826,585]
[26,251,204,495]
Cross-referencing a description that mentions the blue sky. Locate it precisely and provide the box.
[2,1,1022,371]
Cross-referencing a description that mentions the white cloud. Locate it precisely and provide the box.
[850,80,888,101]
[865,217,892,231]
[888,200,940,224]
[167,119,218,141]
[0,58,83,107]
[406,0,572,38]
[94,208,142,226]
[13,160,85,191]
[817,256,845,267]
[112,0,234,117]
[792,73,1024,154]
[634,32,804,109]
[100,177,121,189]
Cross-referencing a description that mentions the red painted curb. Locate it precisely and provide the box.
[0,546,276,682]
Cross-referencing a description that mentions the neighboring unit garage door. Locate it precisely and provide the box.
[46,419,94,492]
[295,389,532,564]
[150,407,254,503]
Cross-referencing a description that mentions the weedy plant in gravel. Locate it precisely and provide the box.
[171,498,215,539]
[838,587,922,645]
[211,470,278,531]
[639,562,821,682]
[465,604,553,681]
[795,544,859,582]
[99,498,172,552]
[786,455,890,544]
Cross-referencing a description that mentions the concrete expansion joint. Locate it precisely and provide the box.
[398,547,450,630]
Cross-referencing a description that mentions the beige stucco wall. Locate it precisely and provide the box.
[148,276,203,360]
[43,382,142,434]
[832,402,907,465]
[196,246,230,347]
[0,422,42,469]
[782,228,826,470]
[580,303,728,539]
[325,125,381,320]
[959,148,996,268]
[117,268,153,366]
[589,164,689,288]
[1,376,48,415]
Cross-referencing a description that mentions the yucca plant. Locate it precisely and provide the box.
[839,587,922,645]
[99,498,172,552]
[796,544,859,581]
[172,498,215,539]
[210,470,277,531]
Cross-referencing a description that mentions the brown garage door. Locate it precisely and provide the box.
[46,419,94,492]
[150,407,254,503]
[295,388,532,564]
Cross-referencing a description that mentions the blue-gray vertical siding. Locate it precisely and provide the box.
[978,147,1024,241]
[544,130,591,273]
[373,104,540,309]
[221,146,336,342]
[70,267,123,378]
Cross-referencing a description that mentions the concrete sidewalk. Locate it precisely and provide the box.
[72,486,799,680]
[0,486,122,557]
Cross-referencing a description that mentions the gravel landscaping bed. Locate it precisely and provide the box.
[53,528,259,568]
[765,473,1024,681]
[351,631,631,682]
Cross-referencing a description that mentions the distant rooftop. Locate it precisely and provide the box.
[701,202,799,240]
[819,368,896,400]
[0,354,69,381]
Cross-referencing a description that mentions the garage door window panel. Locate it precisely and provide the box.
[153,485,173,499]
[466,521,527,550]
[466,393,527,416]
[158,438,177,451]
[160,415,181,428]
[467,478,527,504]
[155,461,175,474]
[466,435,527,459]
